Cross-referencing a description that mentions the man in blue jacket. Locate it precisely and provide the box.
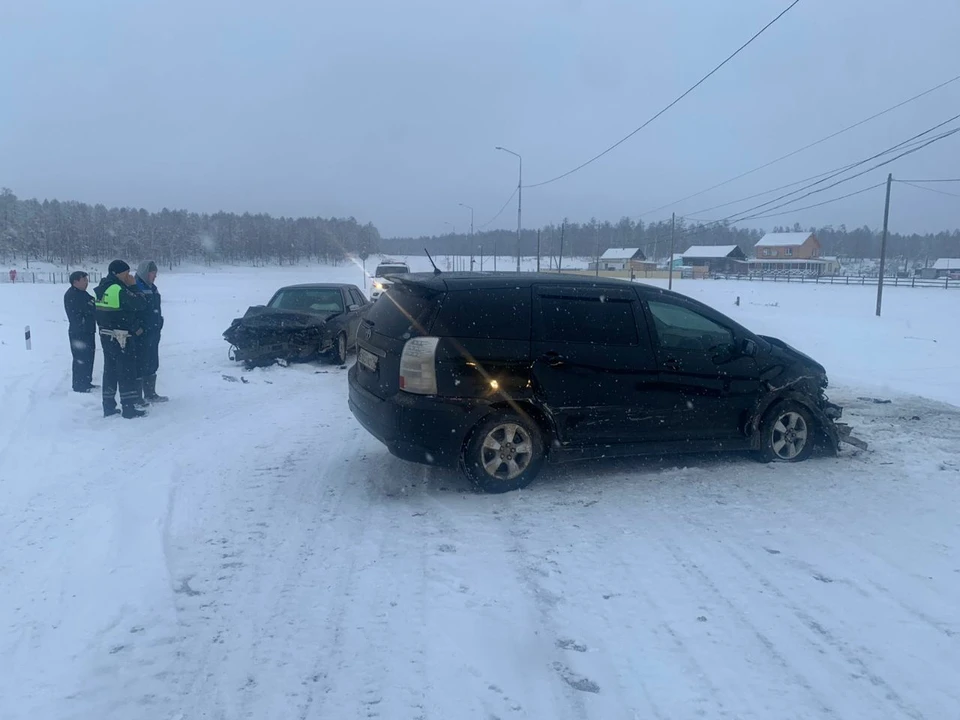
[134,260,168,403]
[64,270,97,392]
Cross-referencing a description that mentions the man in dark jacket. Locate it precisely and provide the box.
[63,270,97,392]
[94,260,147,419]
[134,260,168,403]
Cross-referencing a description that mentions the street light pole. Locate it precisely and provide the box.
[496,146,522,272]
[460,203,475,270]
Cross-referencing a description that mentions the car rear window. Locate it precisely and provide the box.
[430,288,531,340]
[375,264,409,276]
[365,284,439,337]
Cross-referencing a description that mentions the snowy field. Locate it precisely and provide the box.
[1,263,959,720]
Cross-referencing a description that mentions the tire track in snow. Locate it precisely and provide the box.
[654,533,841,718]
[297,455,430,720]
[169,431,365,719]
[717,542,928,720]
[396,471,598,719]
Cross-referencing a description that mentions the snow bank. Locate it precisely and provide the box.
[1,267,959,720]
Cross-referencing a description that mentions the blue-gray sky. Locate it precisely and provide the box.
[1,0,958,237]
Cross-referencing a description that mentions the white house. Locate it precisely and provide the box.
[593,247,647,271]
[681,245,747,274]
[931,258,960,278]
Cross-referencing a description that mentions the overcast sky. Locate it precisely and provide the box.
[2,0,959,238]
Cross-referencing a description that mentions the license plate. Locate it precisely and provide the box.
[358,348,378,372]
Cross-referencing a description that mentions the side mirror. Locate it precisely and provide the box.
[741,338,758,358]
[348,304,360,312]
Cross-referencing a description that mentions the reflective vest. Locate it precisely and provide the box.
[95,283,122,311]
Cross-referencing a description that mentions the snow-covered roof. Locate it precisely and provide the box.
[682,245,740,258]
[932,258,960,270]
[599,247,641,260]
[755,232,814,247]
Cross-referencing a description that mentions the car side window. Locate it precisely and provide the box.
[349,289,366,306]
[647,301,733,352]
[537,292,639,346]
[430,288,531,340]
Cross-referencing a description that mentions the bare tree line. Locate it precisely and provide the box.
[2,188,957,271]
[0,189,381,269]
[384,218,960,265]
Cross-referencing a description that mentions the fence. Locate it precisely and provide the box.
[1,270,104,285]
[712,273,958,289]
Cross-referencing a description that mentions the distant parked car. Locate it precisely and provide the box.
[370,261,411,300]
[224,283,370,367]
[348,272,861,493]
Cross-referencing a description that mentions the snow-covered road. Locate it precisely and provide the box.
[2,265,959,719]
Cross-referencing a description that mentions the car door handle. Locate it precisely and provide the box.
[662,357,681,371]
[539,351,566,366]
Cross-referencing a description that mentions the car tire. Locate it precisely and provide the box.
[462,412,545,493]
[325,332,348,366]
[758,400,816,463]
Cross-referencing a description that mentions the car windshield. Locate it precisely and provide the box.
[374,264,409,276]
[268,288,343,313]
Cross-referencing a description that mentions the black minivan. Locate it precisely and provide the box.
[348,272,851,492]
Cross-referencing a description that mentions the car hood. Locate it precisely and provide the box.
[234,305,338,330]
[758,334,825,375]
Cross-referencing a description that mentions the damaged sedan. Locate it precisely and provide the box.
[348,272,865,493]
[224,283,370,368]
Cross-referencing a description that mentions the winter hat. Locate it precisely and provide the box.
[137,260,158,278]
[108,259,130,275]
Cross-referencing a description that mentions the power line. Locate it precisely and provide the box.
[897,181,960,199]
[477,187,519,229]
[896,178,960,183]
[740,182,886,221]
[637,73,960,217]
[728,126,960,222]
[684,114,960,220]
[524,0,802,189]
[721,116,960,223]
[673,120,960,236]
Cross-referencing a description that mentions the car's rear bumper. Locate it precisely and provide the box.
[347,364,488,468]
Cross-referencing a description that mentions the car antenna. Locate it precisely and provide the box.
[424,248,442,275]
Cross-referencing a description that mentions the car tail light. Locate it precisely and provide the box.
[400,337,439,395]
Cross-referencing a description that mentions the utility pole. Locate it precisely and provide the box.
[536,230,541,272]
[668,212,676,291]
[876,173,893,317]
[595,225,601,278]
[517,157,522,272]
[460,203,474,271]
[495,146,522,272]
[479,245,483,271]
[558,221,564,273]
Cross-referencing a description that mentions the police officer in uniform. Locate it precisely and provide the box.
[134,260,168,403]
[63,270,97,392]
[94,260,146,419]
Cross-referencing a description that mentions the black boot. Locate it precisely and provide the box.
[133,378,151,408]
[122,405,147,419]
[143,374,169,402]
[104,406,121,418]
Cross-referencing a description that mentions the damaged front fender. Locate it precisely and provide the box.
[747,389,867,454]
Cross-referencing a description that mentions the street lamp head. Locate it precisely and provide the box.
[495,146,503,151]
